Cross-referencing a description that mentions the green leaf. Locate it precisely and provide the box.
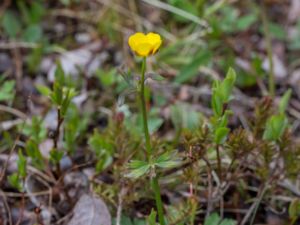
[17,1,31,25]
[8,173,22,191]
[17,150,27,179]
[2,11,21,38]
[22,24,42,42]
[64,104,88,154]
[279,89,292,114]
[25,140,44,169]
[55,61,66,85]
[128,160,149,169]
[49,149,64,164]
[88,130,114,156]
[204,0,227,17]
[211,68,236,117]
[289,199,300,220]
[50,82,63,105]
[214,127,229,144]
[211,91,223,117]
[236,14,257,31]
[27,45,44,73]
[112,216,146,225]
[126,160,150,179]
[218,6,239,33]
[96,68,117,87]
[22,116,47,143]
[170,103,201,131]
[220,219,236,225]
[269,23,286,41]
[204,213,221,225]
[151,73,165,81]
[263,114,288,141]
[204,213,236,225]
[60,89,71,117]
[95,154,113,172]
[147,209,157,225]
[175,50,211,83]
[148,117,164,134]
[155,152,180,169]
[170,104,183,130]
[36,84,51,97]
[88,130,115,172]
[221,67,236,102]
[0,80,15,102]
[28,1,46,24]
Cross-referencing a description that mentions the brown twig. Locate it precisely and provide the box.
[216,144,222,182]
[0,135,20,186]
[53,108,64,177]
[202,156,214,218]
[53,108,63,150]
[0,190,12,225]
[116,183,127,225]
[0,104,27,120]
[16,180,26,225]
[12,48,23,91]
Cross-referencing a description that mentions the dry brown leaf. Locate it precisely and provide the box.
[68,194,111,225]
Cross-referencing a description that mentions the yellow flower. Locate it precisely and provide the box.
[128,32,162,57]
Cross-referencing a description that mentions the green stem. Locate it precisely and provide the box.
[152,177,166,225]
[140,57,165,225]
[261,2,275,97]
[140,57,151,155]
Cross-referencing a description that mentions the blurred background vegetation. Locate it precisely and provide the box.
[1,0,300,225]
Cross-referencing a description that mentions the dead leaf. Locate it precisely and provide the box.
[289,0,300,22]
[262,55,287,80]
[67,194,111,225]
[39,41,106,82]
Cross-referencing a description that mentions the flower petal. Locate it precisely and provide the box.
[146,32,162,54]
[128,32,162,57]
[128,32,147,52]
[135,43,153,57]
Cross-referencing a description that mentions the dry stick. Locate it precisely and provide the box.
[188,146,197,225]
[0,42,37,49]
[116,185,126,225]
[16,180,26,225]
[0,104,27,120]
[0,135,20,186]
[0,190,13,225]
[53,108,63,150]
[215,144,225,219]
[3,190,50,198]
[219,187,224,220]
[0,113,28,186]
[12,48,23,91]
[240,184,269,225]
[202,156,214,218]
[216,144,222,182]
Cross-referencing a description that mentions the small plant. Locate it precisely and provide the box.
[210,68,236,180]
[37,62,76,175]
[127,32,179,225]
